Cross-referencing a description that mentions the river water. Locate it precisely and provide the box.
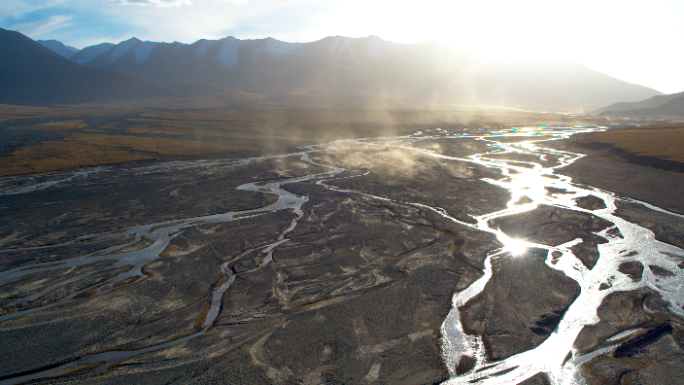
[0,126,682,384]
[424,127,684,385]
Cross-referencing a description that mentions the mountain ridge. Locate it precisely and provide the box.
[11,31,664,110]
[37,40,79,58]
[598,95,684,118]
[0,28,176,106]
[595,91,684,114]
[53,34,659,111]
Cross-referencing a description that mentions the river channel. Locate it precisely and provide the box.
[0,126,682,384]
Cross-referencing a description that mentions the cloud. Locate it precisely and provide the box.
[109,0,194,7]
[107,0,249,7]
[9,14,73,36]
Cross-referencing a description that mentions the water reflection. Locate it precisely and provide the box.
[423,126,684,385]
[504,236,529,256]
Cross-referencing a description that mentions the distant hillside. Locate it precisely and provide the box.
[0,29,175,106]
[39,35,661,111]
[71,42,115,64]
[37,40,79,58]
[599,96,684,119]
[595,91,684,114]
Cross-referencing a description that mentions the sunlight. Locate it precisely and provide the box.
[496,230,531,257]
[506,238,529,256]
[321,0,575,60]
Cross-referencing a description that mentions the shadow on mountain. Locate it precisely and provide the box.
[0,28,175,106]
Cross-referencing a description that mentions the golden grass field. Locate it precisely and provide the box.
[0,141,153,176]
[572,122,684,163]
[0,105,105,122]
[0,93,611,177]
[0,134,256,176]
[70,134,255,156]
[6,120,89,131]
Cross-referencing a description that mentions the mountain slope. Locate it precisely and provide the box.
[37,40,79,58]
[49,34,661,111]
[599,96,684,118]
[71,42,115,64]
[595,91,684,114]
[0,29,175,106]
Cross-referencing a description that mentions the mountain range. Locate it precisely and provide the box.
[0,28,174,105]
[1,28,664,110]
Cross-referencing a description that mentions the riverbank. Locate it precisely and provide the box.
[0,99,608,177]
[551,130,684,216]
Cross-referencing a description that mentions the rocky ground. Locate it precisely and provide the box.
[0,137,508,384]
[0,130,682,385]
[552,137,684,385]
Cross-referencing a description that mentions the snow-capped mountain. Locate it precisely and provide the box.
[34,35,663,110]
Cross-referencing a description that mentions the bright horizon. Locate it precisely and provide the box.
[2,0,683,94]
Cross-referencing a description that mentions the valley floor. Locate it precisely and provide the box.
[0,110,682,385]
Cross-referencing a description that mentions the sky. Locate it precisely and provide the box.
[1,0,683,94]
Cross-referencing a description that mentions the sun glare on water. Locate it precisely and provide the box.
[496,230,530,256]
[506,238,528,256]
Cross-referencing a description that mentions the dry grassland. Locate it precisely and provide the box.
[135,106,607,141]
[124,124,319,142]
[0,142,152,176]
[573,123,684,163]
[0,104,118,121]
[6,120,89,131]
[70,134,255,156]
[1,94,609,177]
[0,134,255,176]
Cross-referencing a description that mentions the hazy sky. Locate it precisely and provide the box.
[1,0,682,94]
